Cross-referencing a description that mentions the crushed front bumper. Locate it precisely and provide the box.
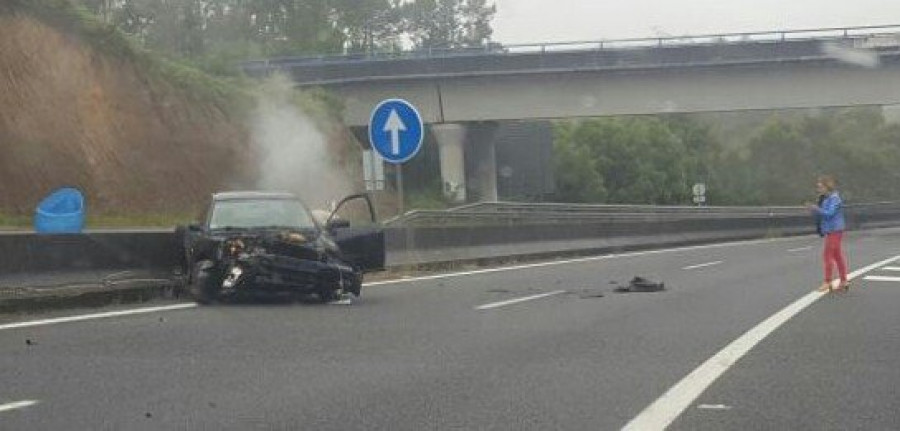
[216,254,360,295]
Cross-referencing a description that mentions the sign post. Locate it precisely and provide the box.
[368,99,424,216]
[396,164,405,215]
[692,183,707,206]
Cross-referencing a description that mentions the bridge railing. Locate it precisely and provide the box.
[243,24,900,69]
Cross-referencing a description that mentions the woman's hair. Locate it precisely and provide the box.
[818,175,837,192]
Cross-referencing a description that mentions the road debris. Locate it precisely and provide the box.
[613,277,665,293]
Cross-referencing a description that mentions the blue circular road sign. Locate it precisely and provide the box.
[368,99,424,164]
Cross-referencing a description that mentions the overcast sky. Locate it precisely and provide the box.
[492,0,900,44]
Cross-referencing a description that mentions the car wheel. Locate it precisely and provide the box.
[346,272,363,297]
[189,262,219,305]
[318,288,340,303]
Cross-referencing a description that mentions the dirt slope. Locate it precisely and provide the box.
[0,13,255,217]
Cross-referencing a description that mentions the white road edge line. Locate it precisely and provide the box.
[787,246,813,252]
[475,290,566,310]
[879,266,900,271]
[0,235,815,332]
[682,261,723,270]
[0,400,39,413]
[622,253,900,431]
[863,275,900,282]
[0,304,197,332]
[365,236,812,288]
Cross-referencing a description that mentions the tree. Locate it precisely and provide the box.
[744,119,816,204]
[332,0,403,53]
[553,123,607,202]
[76,0,497,66]
[552,117,718,205]
[401,0,496,49]
[712,107,900,205]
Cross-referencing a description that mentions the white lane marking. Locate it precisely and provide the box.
[0,400,39,413]
[0,304,197,332]
[0,235,815,332]
[475,290,566,310]
[682,261,723,270]
[696,404,732,410]
[103,270,134,280]
[365,236,812,288]
[879,266,900,271]
[787,246,813,252]
[622,254,900,431]
[864,275,900,283]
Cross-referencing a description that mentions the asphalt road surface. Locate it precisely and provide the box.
[3,228,900,430]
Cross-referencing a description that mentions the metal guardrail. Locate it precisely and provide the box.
[387,202,900,227]
[3,202,900,279]
[383,201,900,265]
[245,24,900,67]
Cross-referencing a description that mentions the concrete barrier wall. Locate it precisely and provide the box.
[0,231,182,275]
[1,205,899,277]
[383,214,814,266]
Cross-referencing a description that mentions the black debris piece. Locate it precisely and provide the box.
[629,276,665,292]
[612,277,666,293]
[145,412,152,418]
[25,339,35,346]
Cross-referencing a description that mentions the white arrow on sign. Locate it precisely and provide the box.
[383,109,407,155]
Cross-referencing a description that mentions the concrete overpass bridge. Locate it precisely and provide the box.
[244,25,900,202]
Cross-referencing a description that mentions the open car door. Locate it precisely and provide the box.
[326,194,385,272]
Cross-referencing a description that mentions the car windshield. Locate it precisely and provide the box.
[209,199,315,230]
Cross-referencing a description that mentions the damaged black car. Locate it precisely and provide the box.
[180,192,385,304]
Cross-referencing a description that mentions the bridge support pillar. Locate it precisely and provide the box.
[433,123,467,203]
[466,122,499,202]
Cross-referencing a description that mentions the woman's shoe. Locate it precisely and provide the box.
[837,281,851,292]
[817,282,832,293]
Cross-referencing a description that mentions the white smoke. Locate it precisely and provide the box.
[250,75,355,210]
[821,42,880,68]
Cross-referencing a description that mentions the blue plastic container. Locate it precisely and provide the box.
[34,187,85,234]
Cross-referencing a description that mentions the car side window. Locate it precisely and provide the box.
[329,195,378,228]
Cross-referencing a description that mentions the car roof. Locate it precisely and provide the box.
[212,191,300,201]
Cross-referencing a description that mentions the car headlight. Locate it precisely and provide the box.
[224,239,245,257]
[320,237,338,252]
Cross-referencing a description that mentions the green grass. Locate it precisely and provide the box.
[3,0,251,114]
[3,0,347,120]
[0,213,31,229]
[1,0,351,221]
[405,188,451,211]
[0,212,197,230]
[86,213,198,228]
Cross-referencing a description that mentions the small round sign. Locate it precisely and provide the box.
[692,183,707,197]
[368,99,424,164]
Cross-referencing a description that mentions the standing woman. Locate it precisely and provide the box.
[809,175,849,292]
